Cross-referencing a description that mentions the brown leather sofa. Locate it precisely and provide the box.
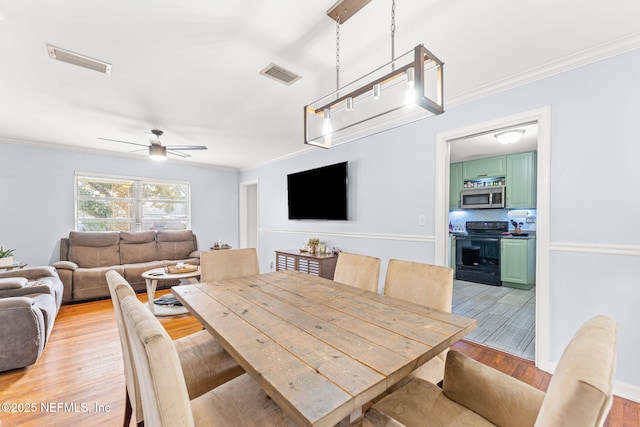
[0,266,64,372]
[53,230,200,303]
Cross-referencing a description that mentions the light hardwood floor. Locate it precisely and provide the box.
[452,279,535,360]
[0,289,637,426]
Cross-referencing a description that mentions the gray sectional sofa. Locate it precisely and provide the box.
[0,266,64,372]
[53,230,200,303]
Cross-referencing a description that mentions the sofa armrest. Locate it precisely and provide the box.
[52,261,78,271]
[443,351,545,427]
[189,250,201,259]
[0,297,46,372]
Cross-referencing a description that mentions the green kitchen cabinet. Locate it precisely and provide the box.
[462,155,506,179]
[506,151,537,208]
[449,162,463,209]
[501,237,535,289]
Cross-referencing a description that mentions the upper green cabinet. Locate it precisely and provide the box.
[449,162,463,209]
[462,155,506,179]
[506,151,537,208]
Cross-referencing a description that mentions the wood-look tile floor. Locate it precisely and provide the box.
[452,279,536,360]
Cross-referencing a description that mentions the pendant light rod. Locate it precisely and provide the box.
[327,0,373,23]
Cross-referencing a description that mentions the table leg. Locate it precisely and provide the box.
[339,407,362,426]
[145,278,158,315]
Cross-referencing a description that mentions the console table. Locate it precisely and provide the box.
[275,249,338,279]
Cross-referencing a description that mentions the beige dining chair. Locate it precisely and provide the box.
[119,293,299,426]
[364,315,618,427]
[383,259,453,386]
[106,270,244,427]
[200,248,260,282]
[333,252,381,293]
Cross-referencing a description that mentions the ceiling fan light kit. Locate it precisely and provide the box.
[148,144,167,161]
[304,0,444,149]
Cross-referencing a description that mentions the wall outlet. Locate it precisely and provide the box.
[418,214,427,226]
[269,260,274,270]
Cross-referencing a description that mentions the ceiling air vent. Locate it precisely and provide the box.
[259,63,301,86]
[47,44,112,75]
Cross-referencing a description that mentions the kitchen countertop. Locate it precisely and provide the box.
[449,232,536,239]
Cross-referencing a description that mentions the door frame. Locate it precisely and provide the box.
[239,180,259,250]
[434,106,552,370]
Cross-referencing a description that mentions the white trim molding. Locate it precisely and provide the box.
[259,228,436,244]
[550,242,640,257]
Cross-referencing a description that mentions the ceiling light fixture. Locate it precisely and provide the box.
[495,129,526,145]
[148,145,167,161]
[304,0,444,148]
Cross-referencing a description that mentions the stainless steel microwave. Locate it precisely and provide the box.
[460,187,505,209]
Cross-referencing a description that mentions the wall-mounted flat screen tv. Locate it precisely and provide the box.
[287,161,348,220]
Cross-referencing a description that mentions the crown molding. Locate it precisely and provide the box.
[448,31,640,108]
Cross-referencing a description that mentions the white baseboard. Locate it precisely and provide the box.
[613,380,640,403]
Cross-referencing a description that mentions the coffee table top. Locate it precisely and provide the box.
[142,266,201,281]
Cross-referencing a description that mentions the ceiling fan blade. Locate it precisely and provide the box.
[165,145,208,151]
[167,150,191,158]
[97,137,147,148]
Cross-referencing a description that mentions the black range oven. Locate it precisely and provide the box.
[455,221,508,286]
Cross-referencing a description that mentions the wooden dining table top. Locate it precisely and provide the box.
[172,270,476,427]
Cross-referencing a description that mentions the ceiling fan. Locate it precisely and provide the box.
[98,129,207,161]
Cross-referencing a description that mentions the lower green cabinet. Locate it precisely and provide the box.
[501,238,535,289]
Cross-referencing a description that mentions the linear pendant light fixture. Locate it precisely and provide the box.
[304,0,444,148]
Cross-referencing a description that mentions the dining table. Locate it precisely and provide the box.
[172,270,476,427]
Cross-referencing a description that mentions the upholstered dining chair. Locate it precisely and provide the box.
[119,293,299,426]
[200,248,260,282]
[333,252,381,293]
[383,259,453,385]
[364,315,618,427]
[106,270,244,427]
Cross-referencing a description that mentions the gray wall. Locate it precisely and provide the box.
[241,48,640,397]
[0,143,239,265]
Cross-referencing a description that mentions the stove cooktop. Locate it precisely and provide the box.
[465,221,509,235]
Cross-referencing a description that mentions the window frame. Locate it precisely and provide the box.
[74,171,191,232]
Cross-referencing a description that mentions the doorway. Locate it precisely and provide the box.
[434,106,551,369]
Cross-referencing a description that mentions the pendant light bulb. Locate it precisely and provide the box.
[373,83,381,100]
[404,67,416,106]
[322,109,332,135]
[346,97,354,111]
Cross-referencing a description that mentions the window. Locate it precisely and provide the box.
[75,173,190,232]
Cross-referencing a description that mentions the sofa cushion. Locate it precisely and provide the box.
[157,230,196,260]
[68,232,121,268]
[73,266,125,301]
[120,231,158,264]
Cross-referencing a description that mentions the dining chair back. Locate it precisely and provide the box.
[106,269,144,426]
[383,259,453,311]
[364,315,618,427]
[333,252,381,293]
[107,269,244,427]
[383,259,453,385]
[119,293,298,427]
[120,294,195,426]
[200,248,260,282]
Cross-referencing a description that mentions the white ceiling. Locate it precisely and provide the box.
[1,1,640,169]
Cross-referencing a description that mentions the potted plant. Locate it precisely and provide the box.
[0,247,16,268]
[307,238,320,254]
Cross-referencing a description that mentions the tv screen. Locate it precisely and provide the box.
[287,162,348,220]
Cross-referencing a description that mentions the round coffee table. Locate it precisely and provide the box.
[142,267,200,316]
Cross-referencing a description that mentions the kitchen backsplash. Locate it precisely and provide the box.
[449,209,537,233]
